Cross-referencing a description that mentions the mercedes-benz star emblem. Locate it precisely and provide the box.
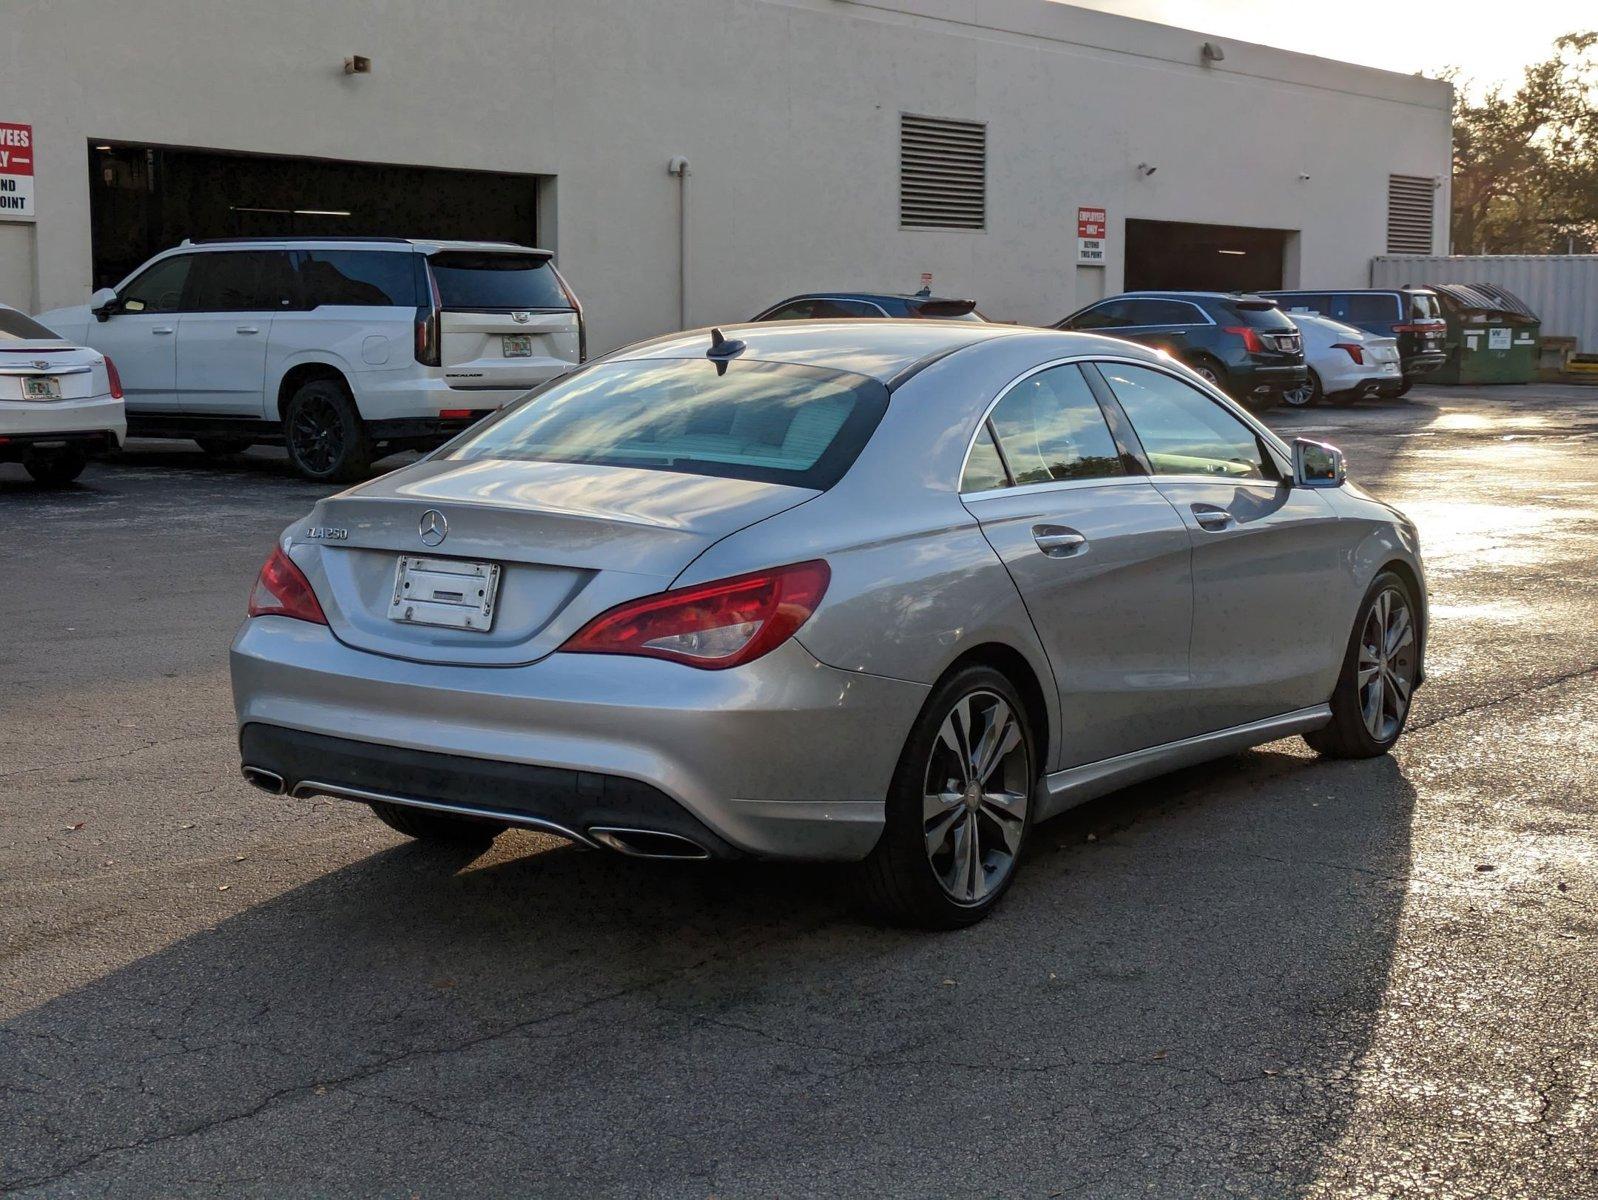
[418,509,448,547]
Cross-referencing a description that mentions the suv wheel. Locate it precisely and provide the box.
[284,377,373,483]
[24,448,87,487]
[855,666,1035,928]
[1191,360,1227,389]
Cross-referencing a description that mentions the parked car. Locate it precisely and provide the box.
[1053,291,1306,409]
[0,303,124,486]
[37,237,584,482]
[1281,312,1403,407]
[232,321,1426,928]
[1263,288,1446,394]
[752,291,984,321]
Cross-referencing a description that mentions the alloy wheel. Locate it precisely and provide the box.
[1282,383,1314,407]
[290,395,345,475]
[1357,587,1417,741]
[922,690,1031,904]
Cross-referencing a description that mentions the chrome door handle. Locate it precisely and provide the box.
[1192,505,1236,531]
[152,326,174,335]
[1032,525,1088,557]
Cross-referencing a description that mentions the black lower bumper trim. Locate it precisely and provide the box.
[239,724,741,858]
[0,429,119,461]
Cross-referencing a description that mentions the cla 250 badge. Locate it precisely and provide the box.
[306,526,349,541]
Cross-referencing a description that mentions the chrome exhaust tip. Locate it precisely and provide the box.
[241,766,286,795]
[587,826,711,860]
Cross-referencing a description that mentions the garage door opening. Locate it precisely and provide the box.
[87,142,547,289]
[1125,219,1291,293]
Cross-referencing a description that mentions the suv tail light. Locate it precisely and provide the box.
[1333,342,1365,365]
[552,265,587,363]
[248,546,328,625]
[414,262,443,367]
[1224,325,1264,353]
[103,355,124,400]
[561,560,830,669]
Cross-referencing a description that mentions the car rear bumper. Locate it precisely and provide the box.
[1402,352,1447,378]
[0,394,125,457]
[350,369,565,421]
[230,617,929,861]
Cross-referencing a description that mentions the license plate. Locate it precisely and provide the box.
[502,334,534,358]
[1380,362,1400,374]
[23,376,60,400]
[389,555,501,632]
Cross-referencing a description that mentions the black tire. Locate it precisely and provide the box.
[855,664,1037,929]
[195,436,254,456]
[24,448,87,486]
[368,801,507,847]
[1394,380,1413,398]
[1190,358,1229,392]
[1281,370,1323,408]
[1305,570,1420,759]
[284,377,373,483]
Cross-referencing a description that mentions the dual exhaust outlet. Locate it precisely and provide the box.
[239,766,711,860]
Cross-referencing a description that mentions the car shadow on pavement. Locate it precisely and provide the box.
[3,748,1416,1197]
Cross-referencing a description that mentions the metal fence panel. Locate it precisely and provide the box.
[1371,255,1598,353]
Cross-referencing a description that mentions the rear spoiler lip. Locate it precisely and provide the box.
[915,298,978,317]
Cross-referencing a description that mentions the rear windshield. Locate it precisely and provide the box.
[428,252,570,310]
[440,357,889,489]
[1407,292,1442,320]
[0,308,62,341]
[1220,301,1295,331]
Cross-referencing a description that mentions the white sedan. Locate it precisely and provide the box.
[0,304,125,486]
[1281,311,1402,408]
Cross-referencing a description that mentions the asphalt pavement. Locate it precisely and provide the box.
[2,385,1595,1198]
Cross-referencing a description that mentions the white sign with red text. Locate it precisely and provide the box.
[1076,205,1106,266]
[0,123,35,218]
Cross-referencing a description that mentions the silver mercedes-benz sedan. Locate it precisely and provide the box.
[232,321,1425,927]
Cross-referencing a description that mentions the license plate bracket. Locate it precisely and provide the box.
[23,376,61,400]
[502,334,534,358]
[389,555,501,632]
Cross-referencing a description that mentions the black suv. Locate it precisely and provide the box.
[1263,288,1447,394]
[752,291,983,321]
[1054,291,1305,408]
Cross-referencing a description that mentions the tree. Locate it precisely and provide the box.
[1448,32,1598,254]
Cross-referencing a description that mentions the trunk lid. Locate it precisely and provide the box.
[427,249,581,393]
[295,457,817,666]
[0,342,104,402]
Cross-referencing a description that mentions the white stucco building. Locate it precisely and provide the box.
[0,0,1452,353]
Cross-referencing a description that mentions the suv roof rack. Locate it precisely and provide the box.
[182,235,414,245]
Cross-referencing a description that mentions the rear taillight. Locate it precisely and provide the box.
[103,356,124,400]
[1333,342,1365,365]
[414,261,443,367]
[1223,325,1264,353]
[552,265,586,363]
[248,546,328,625]
[561,560,830,670]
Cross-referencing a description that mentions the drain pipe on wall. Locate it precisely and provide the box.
[667,156,690,330]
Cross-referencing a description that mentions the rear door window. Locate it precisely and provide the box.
[1066,300,1136,330]
[986,364,1126,485]
[1096,362,1274,480]
[298,250,418,307]
[960,426,1010,493]
[442,357,888,489]
[428,252,570,310]
[1128,298,1204,326]
[1340,294,1401,324]
[185,251,298,312]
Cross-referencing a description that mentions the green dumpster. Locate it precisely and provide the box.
[1429,282,1540,385]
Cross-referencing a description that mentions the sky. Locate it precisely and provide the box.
[1062,0,1589,93]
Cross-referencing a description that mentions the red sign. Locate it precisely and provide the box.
[0,122,34,216]
[1077,207,1106,239]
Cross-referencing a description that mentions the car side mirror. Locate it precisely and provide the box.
[89,287,120,321]
[1293,438,1346,488]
